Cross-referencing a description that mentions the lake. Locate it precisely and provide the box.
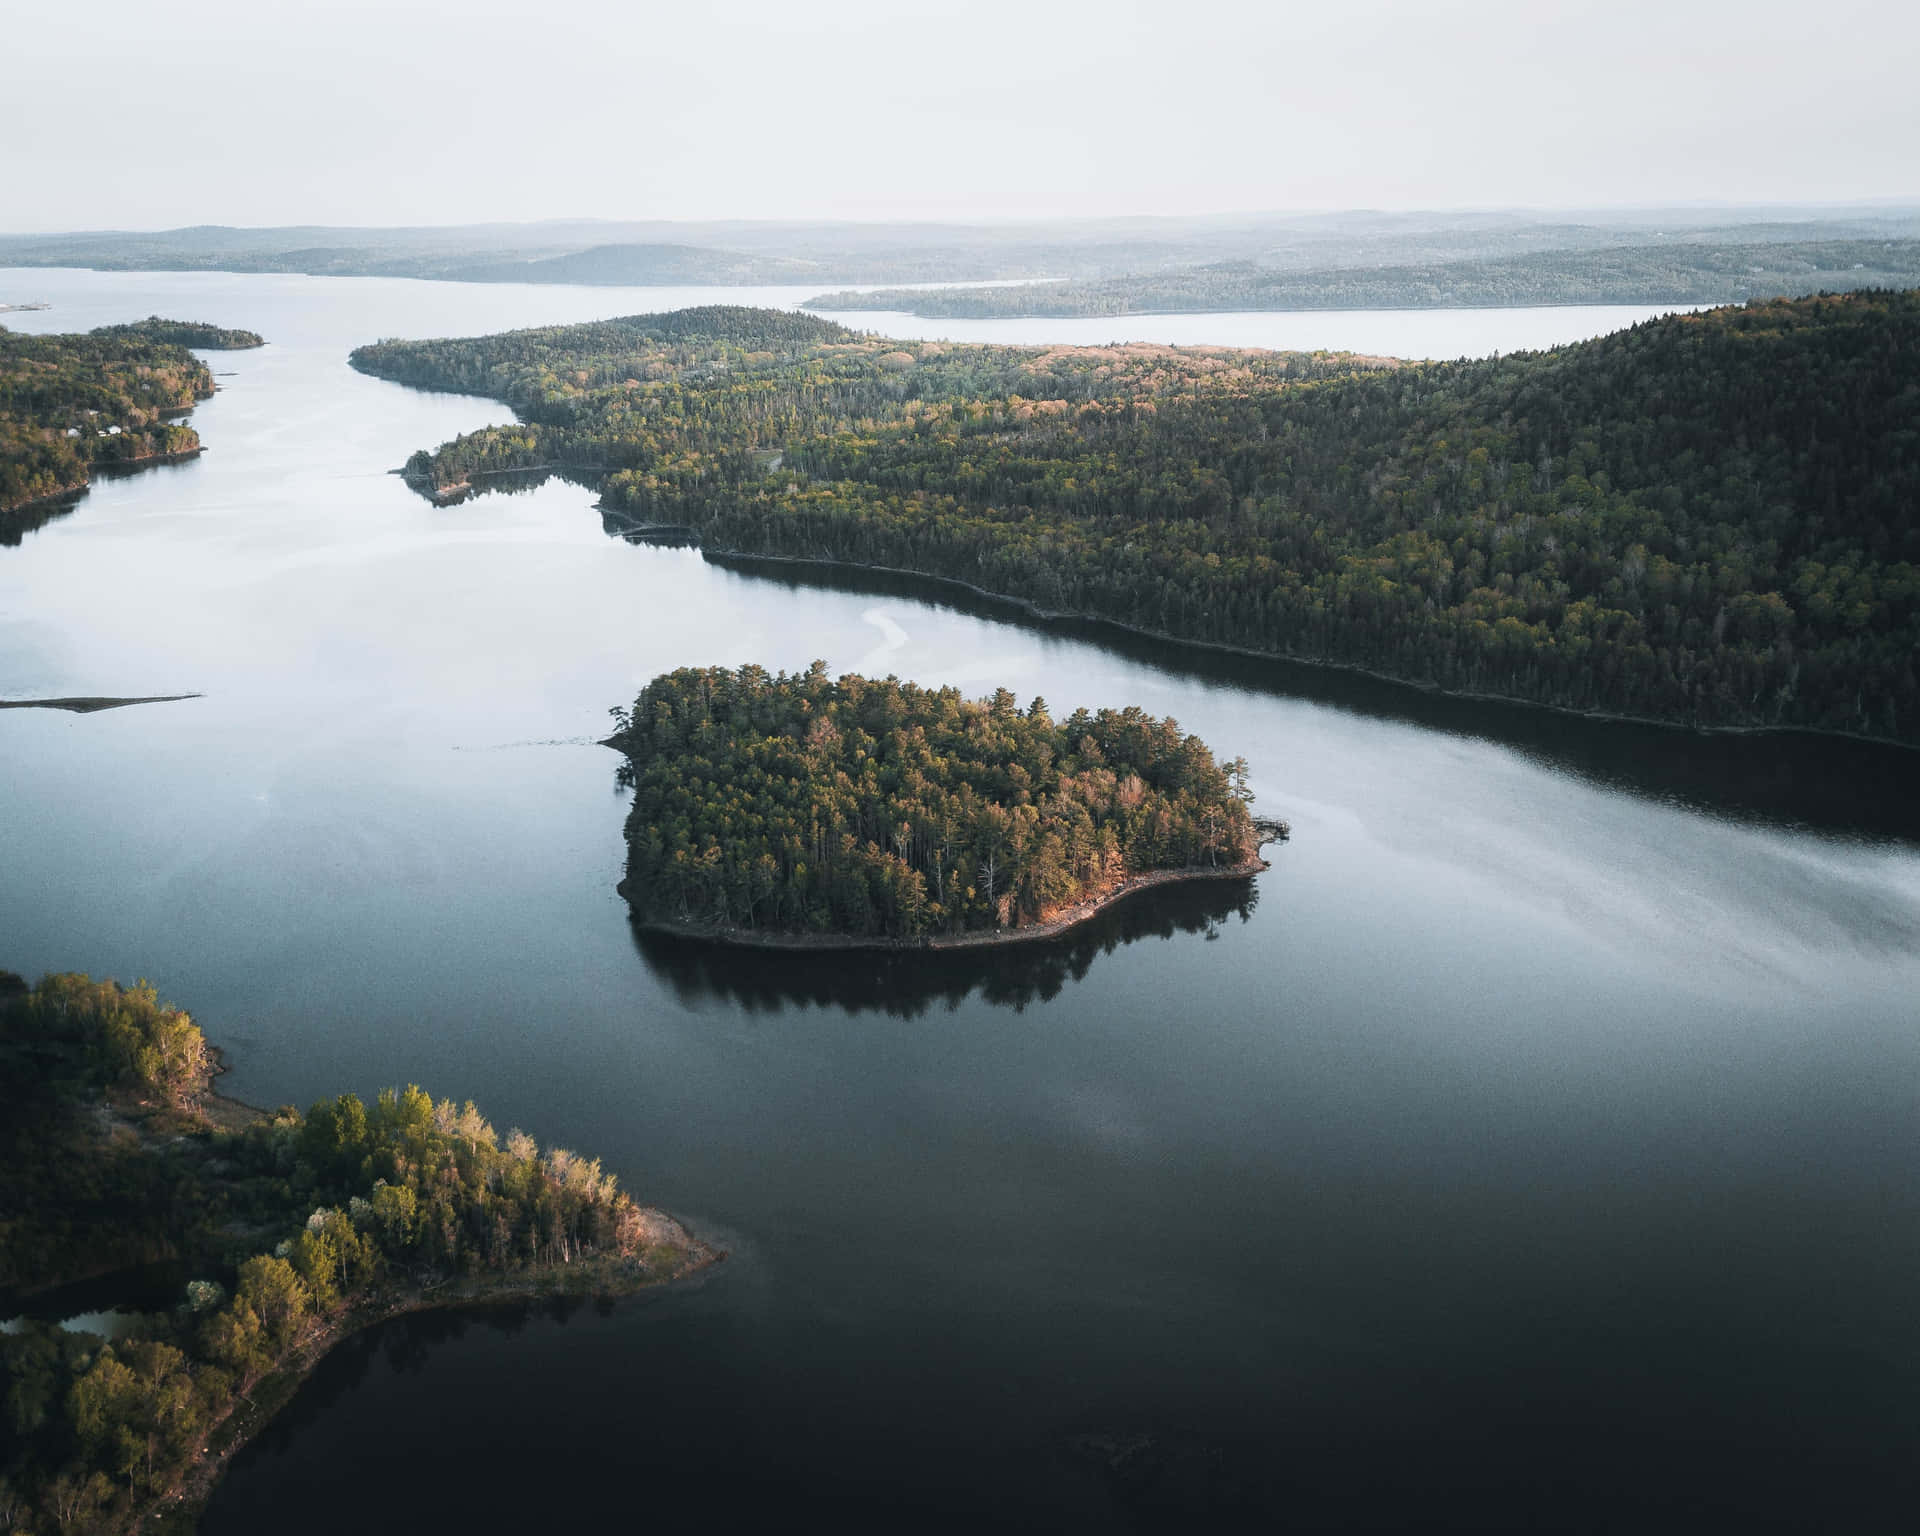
[3,269,1916,1531]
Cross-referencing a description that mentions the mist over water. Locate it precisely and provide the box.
[2,270,1916,1530]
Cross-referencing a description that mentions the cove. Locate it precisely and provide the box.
[1,270,1916,1531]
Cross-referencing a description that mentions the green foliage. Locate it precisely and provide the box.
[361,294,1920,742]
[615,664,1258,938]
[0,974,670,1533]
[84,317,263,350]
[67,1340,216,1495]
[0,322,234,517]
[0,972,211,1109]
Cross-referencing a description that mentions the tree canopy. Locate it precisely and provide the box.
[0,972,695,1535]
[0,319,258,522]
[611,664,1259,940]
[360,294,1920,743]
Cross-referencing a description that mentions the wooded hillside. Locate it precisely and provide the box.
[358,294,1920,743]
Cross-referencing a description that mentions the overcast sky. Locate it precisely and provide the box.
[5,0,1914,232]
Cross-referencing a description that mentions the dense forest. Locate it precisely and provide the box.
[355,294,1920,744]
[610,664,1262,941]
[809,239,1920,318]
[349,306,1382,501]
[85,318,264,350]
[0,971,704,1534]
[0,319,261,519]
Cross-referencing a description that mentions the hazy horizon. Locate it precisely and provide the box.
[8,198,1920,243]
[6,0,1915,234]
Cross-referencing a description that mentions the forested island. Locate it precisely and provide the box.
[353,294,1920,744]
[0,319,262,527]
[0,970,712,1534]
[809,239,1920,318]
[84,319,265,351]
[609,664,1268,944]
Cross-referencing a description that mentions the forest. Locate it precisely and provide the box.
[0,319,261,518]
[611,664,1262,940]
[354,293,1920,744]
[85,319,264,350]
[0,971,703,1535]
[809,239,1920,317]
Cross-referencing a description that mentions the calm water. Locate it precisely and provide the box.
[3,270,1917,1531]
[816,301,1705,357]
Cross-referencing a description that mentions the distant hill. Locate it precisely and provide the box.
[7,208,1919,292]
[443,242,824,286]
[809,239,1920,317]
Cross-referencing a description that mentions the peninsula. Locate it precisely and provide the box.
[609,663,1271,946]
[0,318,263,522]
[0,970,714,1534]
[355,295,1920,745]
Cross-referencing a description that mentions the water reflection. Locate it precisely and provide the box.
[0,491,82,547]
[629,878,1261,1016]
[693,550,1920,845]
[240,1295,598,1458]
[0,1262,184,1323]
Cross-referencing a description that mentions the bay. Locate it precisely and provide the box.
[1,269,1915,1530]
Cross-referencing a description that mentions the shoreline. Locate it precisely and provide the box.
[3,1045,726,1535]
[150,1236,724,1534]
[91,445,205,477]
[807,295,1722,321]
[406,460,608,506]
[0,447,205,523]
[623,856,1273,953]
[0,482,88,520]
[683,543,1919,755]
[144,1059,724,1533]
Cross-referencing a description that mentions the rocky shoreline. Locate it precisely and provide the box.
[623,855,1278,953]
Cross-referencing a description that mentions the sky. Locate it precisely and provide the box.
[4,0,1915,232]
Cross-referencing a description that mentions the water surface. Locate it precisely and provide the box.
[1,270,1915,1531]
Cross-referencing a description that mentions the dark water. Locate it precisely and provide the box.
[2,271,1917,1531]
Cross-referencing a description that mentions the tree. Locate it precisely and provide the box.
[236,1256,309,1351]
[203,1302,271,1392]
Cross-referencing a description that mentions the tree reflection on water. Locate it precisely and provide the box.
[627,879,1260,1017]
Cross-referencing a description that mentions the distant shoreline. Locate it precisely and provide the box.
[807,295,1713,320]
[623,856,1274,952]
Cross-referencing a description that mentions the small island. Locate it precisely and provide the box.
[1,318,263,523]
[84,318,266,351]
[609,663,1275,947]
[0,970,714,1534]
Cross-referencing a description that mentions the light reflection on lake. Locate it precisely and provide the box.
[0,269,1915,1531]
